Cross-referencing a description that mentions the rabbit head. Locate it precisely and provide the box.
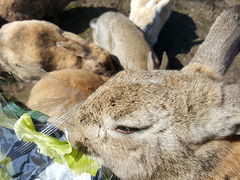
[129,0,171,46]
[64,6,240,180]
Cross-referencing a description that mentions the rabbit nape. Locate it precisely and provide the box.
[63,6,240,180]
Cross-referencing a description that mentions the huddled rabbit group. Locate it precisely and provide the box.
[1,0,240,179]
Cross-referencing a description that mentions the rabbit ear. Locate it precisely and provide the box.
[61,31,88,45]
[90,18,98,29]
[186,107,240,144]
[147,51,160,70]
[159,52,168,69]
[147,51,168,70]
[183,6,240,78]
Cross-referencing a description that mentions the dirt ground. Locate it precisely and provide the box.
[58,0,240,84]
[1,0,240,103]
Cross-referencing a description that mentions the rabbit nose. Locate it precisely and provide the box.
[93,124,107,141]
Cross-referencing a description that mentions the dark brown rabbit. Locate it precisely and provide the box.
[0,0,74,22]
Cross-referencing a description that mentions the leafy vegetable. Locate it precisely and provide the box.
[0,155,14,180]
[14,114,99,176]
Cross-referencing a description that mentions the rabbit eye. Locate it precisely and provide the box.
[115,125,149,134]
[115,126,141,134]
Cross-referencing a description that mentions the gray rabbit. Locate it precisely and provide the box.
[90,12,160,71]
[62,6,240,180]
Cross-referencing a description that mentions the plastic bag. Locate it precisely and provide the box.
[0,93,58,179]
[0,84,116,180]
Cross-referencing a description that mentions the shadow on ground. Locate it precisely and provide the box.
[154,11,203,70]
[57,6,117,34]
[0,17,8,28]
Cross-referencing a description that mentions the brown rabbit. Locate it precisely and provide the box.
[27,69,108,118]
[0,20,114,81]
[90,12,160,71]
[60,6,240,180]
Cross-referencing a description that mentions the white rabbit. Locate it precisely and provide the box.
[129,0,171,46]
[63,6,240,180]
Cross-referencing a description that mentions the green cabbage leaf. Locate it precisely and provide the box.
[14,114,99,176]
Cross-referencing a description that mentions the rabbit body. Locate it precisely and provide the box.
[90,12,160,71]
